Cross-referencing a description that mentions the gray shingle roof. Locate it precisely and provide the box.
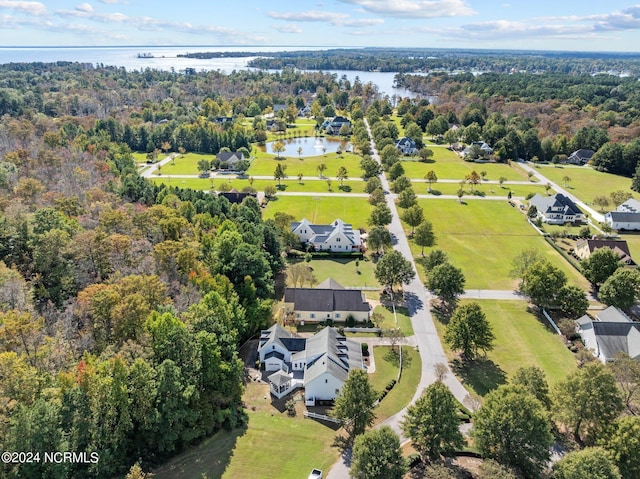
[529,193,582,216]
[597,305,632,323]
[268,370,292,387]
[284,285,370,312]
[304,327,362,384]
[592,322,640,360]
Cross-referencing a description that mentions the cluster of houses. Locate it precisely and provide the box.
[259,278,371,404]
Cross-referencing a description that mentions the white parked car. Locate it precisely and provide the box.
[308,468,323,479]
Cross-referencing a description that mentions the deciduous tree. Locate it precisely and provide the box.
[366,225,392,255]
[553,447,621,479]
[603,416,640,479]
[598,268,640,310]
[368,203,392,227]
[444,302,494,360]
[401,381,465,461]
[582,247,622,286]
[333,369,377,441]
[351,426,406,479]
[426,262,465,308]
[521,260,567,308]
[552,362,623,446]
[374,250,415,292]
[414,220,435,255]
[472,385,553,478]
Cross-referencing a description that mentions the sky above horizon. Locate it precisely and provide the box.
[2,1,640,52]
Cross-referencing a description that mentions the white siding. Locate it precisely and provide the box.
[305,372,345,401]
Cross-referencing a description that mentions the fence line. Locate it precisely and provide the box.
[541,308,562,336]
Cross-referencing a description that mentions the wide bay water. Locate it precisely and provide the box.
[0,45,421,98]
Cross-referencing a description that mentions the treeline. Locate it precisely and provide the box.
[246,47,640,75]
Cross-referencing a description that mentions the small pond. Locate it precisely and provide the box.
[261,137,350,158]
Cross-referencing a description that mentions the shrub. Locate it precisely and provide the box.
[361,343,369,356]
[346,314,356,327]
[386,379,397,391]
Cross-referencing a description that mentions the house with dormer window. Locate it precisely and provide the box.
[291,218,362,252]
[258,324,364,403]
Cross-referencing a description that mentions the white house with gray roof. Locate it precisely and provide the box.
[605,198,640,231]
[257,324,364,403]
[291,218,362,252]
[529,193,585,224]
[576,306,640,363]
[284,278,371,324]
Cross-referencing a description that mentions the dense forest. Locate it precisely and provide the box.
[2,55,640,477]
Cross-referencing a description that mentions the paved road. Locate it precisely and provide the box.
[326,121,475,479]
[140,154,177,178]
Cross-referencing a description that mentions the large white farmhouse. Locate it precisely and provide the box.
[291,218,362,252]
[258,324,364,404]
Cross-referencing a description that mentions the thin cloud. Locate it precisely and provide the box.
[0,0,47,16]
[98,0,128,3]
[336,0,476,18]
[273,24,303,34]
[267,10,382,28]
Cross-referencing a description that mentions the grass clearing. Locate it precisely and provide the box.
[369,346,421,422]
[408,199,589,290]
[535,165,634,205]
[419,182,553,198]
[432,300,576,397]
[286,257,380,289]
[401,156,528,182]
[247,149,364,178]
[158,152,212,175]
[373,305,413,336]
[263,196,373,229]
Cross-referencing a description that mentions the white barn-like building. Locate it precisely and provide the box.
[605,198,640,231]
[258,324,364,403]
[291,218,362,252]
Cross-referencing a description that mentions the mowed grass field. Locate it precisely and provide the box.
[407,199,589,290]
[263,196,373,229]
[433,300,577,397]
[536,165,635,205]
[151,176,367,194]
[400,155,529,182]
[154,382,338,479]
[246,150,364,178]
[416,181,552,198]
[159,152,212,175]
[286,257,381,289]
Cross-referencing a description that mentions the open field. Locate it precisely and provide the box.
[263,196,373,229]
[433,300,577,397]
[407,199,589,290]
[417,181,553,198]
[369,346,421,422]
[401,157,529,182]
[132,151,149,163]
[247,149,364,177]
[535,164,635,205]
[151,176,367,194]
[286,257,380,289]
[153,380,338,479]
[157,152,212,175]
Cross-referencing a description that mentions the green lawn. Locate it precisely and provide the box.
[132,152,149,163]
[159,152,213,175]
[535,165,635,205]
[373,305,413,336]
[150,176,367,194]
[246,150,364,178]
[419,182,553,198]
[408,199,589,290]
[263,196,373,229]
[220,411,337,479]
[287,257,381,289]
[369,346,421,422]
[401,157,528,182]
[433,300,577,397]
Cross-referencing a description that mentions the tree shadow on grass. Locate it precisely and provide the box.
[431,301,457,325]
[428,189,442,196]
[152,423,248,479]
[276,184,288,191]
[338,185,352,192]
[451,357,507,396]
